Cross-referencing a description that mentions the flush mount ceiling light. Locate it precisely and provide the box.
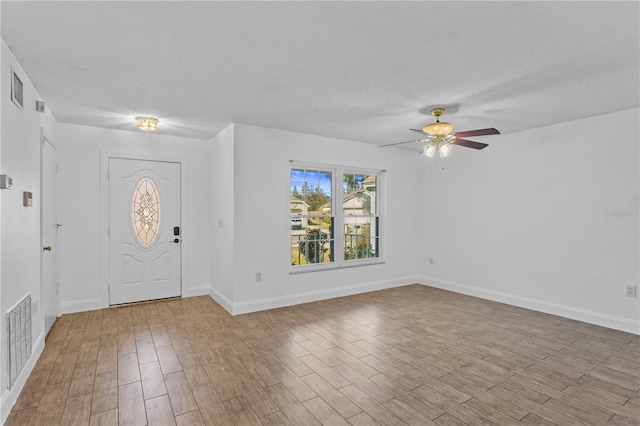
[135,116,159,132]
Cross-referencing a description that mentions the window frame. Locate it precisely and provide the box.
[289,161,385,273]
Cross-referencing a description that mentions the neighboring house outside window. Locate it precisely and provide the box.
[290,162,384,271]
[290,198,309,230]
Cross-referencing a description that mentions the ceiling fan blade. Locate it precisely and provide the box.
[454,128,500,138]
[379,138,429,148]
[410,128,426,135]
[452,138,489,150]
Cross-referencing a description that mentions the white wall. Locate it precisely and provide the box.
[57,124,212,313]
[1,39,58,420]
[210,124,235,306]
[210,124,421,313]
[419,108,640,334]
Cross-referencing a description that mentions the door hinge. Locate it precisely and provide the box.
[107,227,110,237]
[108,285,111,296]
[56,283,60,295]
[56,164,59,174]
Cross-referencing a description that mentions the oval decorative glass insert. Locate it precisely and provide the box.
[131,177,161,246]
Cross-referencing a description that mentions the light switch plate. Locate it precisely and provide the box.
[23,191,33,207]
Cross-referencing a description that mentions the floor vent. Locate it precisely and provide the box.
[6,294,32,389]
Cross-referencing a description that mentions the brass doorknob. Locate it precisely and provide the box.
[43,246,52,251]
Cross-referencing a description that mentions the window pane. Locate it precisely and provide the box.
[316,171,332,214]
[290,168,306,201]
[343,173,376,215]
[291,168,332,215]
[291,217,334,266]
[344,217,379,261]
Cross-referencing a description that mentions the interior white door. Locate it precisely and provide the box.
[41,134,59,336]
[109,158,181,305]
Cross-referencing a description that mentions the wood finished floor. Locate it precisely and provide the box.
[7,284,640,426]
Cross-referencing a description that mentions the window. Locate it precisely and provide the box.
[290,162,383,270]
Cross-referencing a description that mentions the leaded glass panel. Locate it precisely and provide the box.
[131,177,161,246]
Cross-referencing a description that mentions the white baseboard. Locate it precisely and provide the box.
[182,284,212,298]
[1,332,45,424]
[60,298,103,315]
[419,275,640,335]
[212,276,418,316]
[60,285,212,314]
[209,287,234,314]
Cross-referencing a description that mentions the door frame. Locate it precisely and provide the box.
[40,128,60,329]
[99,151,189,308]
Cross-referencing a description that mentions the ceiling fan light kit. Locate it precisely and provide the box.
[424,144,436,157]
[422,108,454,136]
[380,107,500,157]
[423,134,455,158]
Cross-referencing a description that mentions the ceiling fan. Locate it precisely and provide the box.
[380,108,500,157]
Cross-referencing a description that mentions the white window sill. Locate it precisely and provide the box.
[289,260,386,275]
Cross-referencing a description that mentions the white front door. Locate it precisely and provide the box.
[41,133,59,335]
[109,158,181,305]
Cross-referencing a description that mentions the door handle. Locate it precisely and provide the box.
[172,239,180,243]
[43,246,52,251]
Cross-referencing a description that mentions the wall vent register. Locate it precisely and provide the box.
[7,294,32,389]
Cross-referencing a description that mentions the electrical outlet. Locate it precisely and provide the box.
[217,218,224,228]
[625,285,637,298]
[255,272,262,282]
[429,257,434,265]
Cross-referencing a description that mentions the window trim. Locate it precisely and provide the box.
[289,161,386,273]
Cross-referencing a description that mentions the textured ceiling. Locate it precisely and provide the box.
[2,1,638,145]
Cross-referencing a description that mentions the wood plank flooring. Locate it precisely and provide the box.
[7,284,640,425]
